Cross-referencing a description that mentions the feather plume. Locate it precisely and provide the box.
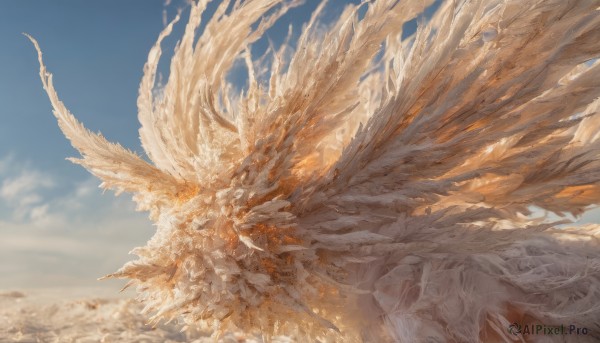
[31,0,600,341]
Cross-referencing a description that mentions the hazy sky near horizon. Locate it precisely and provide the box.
[1,0,598,290]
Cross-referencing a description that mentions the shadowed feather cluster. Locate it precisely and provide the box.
[30,0,600,341]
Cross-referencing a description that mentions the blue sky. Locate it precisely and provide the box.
[1,0,598,290]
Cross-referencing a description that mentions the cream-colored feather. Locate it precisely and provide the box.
[31,0,600,341]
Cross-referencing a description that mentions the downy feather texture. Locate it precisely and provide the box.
[29,0,600,341]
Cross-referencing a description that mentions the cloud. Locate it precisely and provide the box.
[0,170,54,201]
[0,159,60,226]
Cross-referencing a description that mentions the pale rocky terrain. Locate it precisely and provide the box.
[0,289,291,343]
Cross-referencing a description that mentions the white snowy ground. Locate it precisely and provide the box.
[0,288,292,343]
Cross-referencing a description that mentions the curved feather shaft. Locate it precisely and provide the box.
[28,34,184,211]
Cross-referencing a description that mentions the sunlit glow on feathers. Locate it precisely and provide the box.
[30,0,600,341]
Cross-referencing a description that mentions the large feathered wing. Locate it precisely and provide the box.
[32,0,600,342]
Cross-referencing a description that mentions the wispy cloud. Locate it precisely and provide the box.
[1,170,54,201]
[1,169,55,223]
